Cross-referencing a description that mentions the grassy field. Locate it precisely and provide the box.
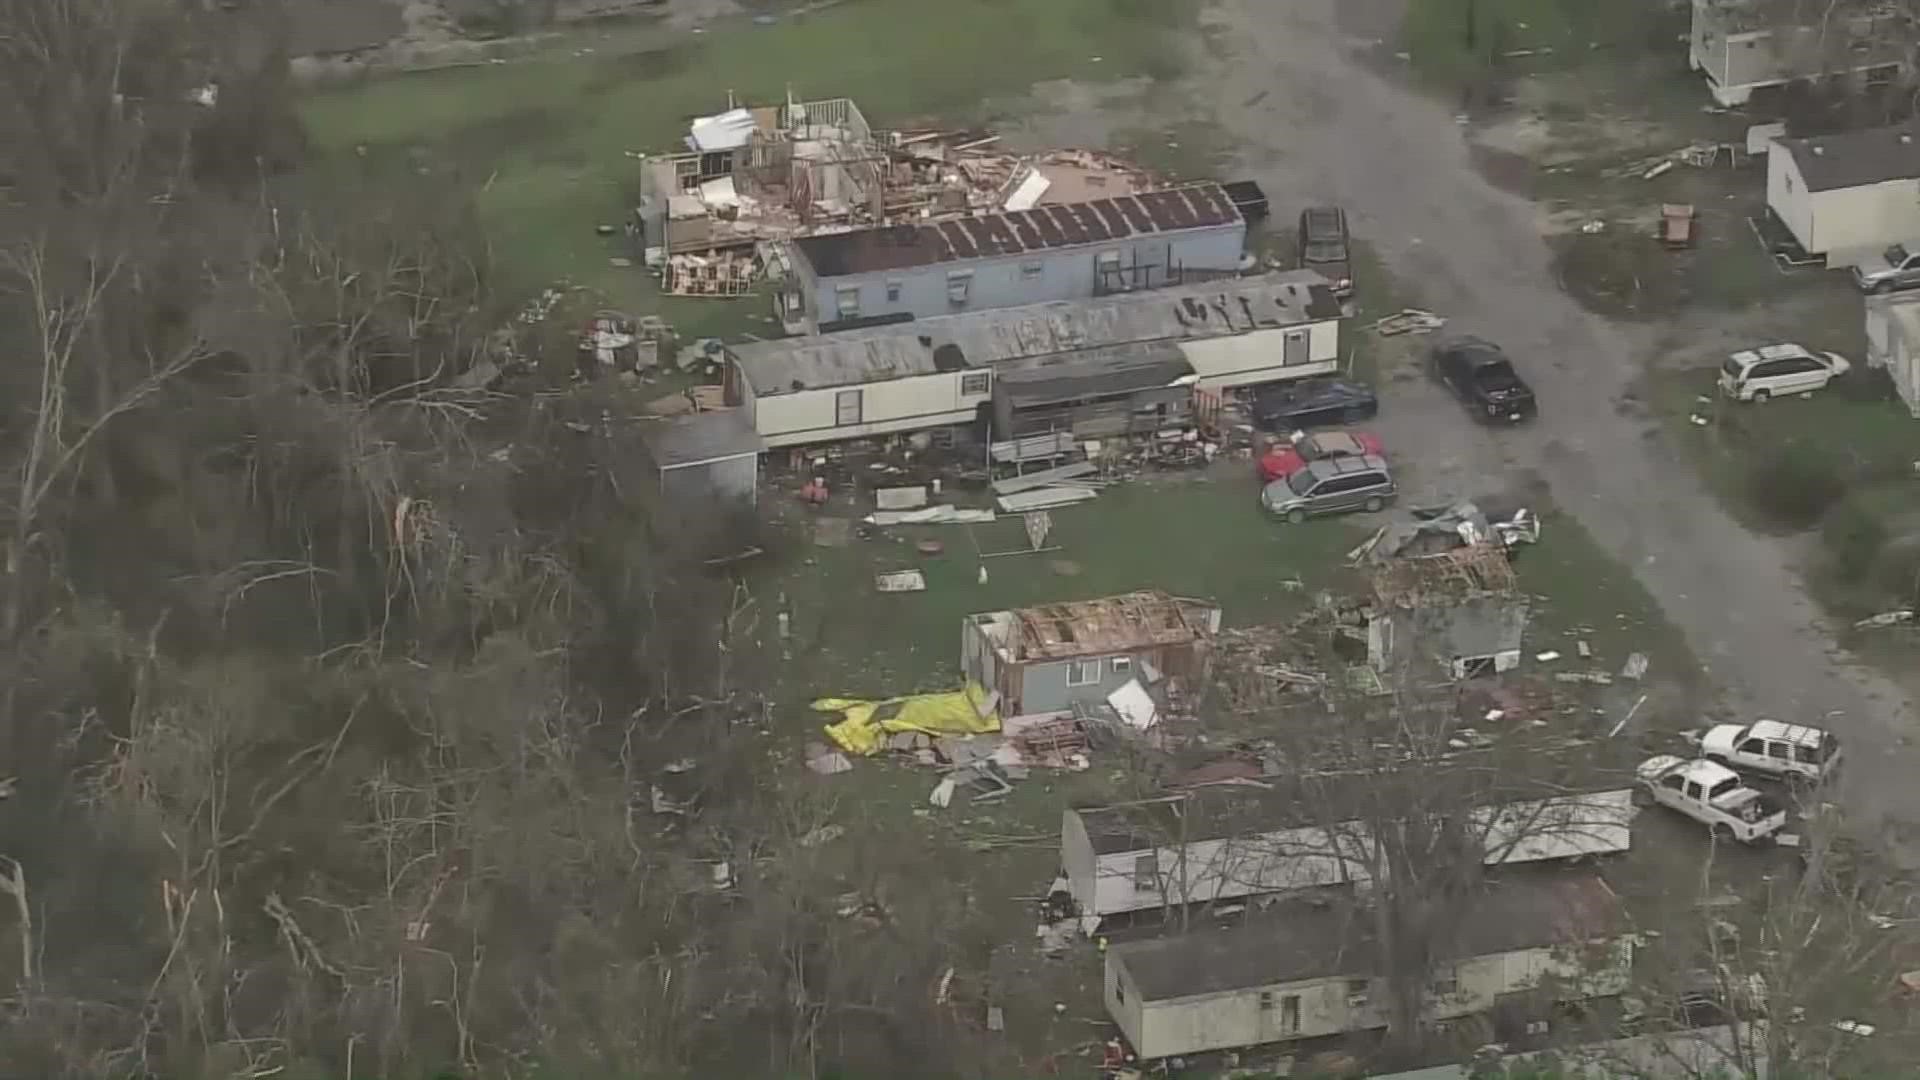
[761,465,1694,709]
[301,0,1201,339]
[1403,0,1679,90]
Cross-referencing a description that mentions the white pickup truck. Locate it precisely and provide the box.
[1637,756,1787,845]
[1700,720,1840,786]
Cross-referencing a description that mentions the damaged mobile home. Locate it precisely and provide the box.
[724,272,1341,448]
[779,183,1248,332]
[1103,868,1632,1059]
[961,591,1222,718]
[1061,771,1634,918]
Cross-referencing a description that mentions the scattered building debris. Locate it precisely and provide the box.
[647,384,728,416]
[875,484,929,510]
[991,461,1098,495]
[1106,679,1161,731]
[805,742,854,775]
[997,486,1098,512]
[1353,501,1539,565]
[1620,652,1650,681]
[1855,609,1915,630]
[798,824,845,848]
[875,569,927,593]
[1370,543,1518,608]
[1371,308,1447,336]
[866,505,997,526]
[815,683,1000,756]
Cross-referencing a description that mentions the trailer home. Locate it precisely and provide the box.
[1062,778,1634,918]
[1105,869,1632,1060]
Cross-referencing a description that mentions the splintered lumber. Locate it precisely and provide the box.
[991,462,1097,496]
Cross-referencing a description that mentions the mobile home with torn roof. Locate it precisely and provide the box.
[779,183,1247,331]
[724,272,1341,448]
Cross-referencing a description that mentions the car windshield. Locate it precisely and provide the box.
[1304,241,1348,262]
[1887,243,1910,265]
[1819,734,1840,761]
[1721,356,1743,378]
[1285,469,1318,496]
[1473,359,1519,386]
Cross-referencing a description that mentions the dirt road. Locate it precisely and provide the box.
[1178,0,1920,851]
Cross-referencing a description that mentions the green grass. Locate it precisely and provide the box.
[1649,366,1920,529]
[770,473,1368,697]
[301,0,1202,324]
[762,468,1698,707]
[1514,508,1699,691]
[1403,0,1677,88]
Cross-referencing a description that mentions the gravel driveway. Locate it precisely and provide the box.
[1170,0,1919,854]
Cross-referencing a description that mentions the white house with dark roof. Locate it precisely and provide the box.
[1767,121,1920,264]
[1689,0,1906,107]
[777,183,1247,332]
[724,272,1341,448]
[1104,868,1633,1060]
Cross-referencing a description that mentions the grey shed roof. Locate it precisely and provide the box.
[637,410,765,469]
[1111,867,1622,1001]
[995,342,1193,408]
[729,271,1338,397]
[1780,121,1920,192]
[1421,597,1529,660]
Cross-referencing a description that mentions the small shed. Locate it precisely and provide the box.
[636,410,765,506]
[1767,121,1920,263]
[1370,597,1529,680]
[1865,291,1920,418]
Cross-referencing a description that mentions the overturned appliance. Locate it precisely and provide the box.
[1352,500,1539,565]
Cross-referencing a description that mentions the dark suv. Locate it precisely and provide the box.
[1431,336,1537,423]
[1297,206,1353,300]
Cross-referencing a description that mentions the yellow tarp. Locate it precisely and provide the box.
[814,683,1000,756]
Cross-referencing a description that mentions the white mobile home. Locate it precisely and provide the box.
[1865,291,1920,418]
[1105,869,1633,1060]
[1767,122,1920,263]
[724,333,995,449]
[1689,0,1905,107]
[725,271,1342,448]
[1063,781,1633,918]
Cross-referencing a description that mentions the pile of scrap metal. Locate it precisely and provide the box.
[1349,500,1539,566]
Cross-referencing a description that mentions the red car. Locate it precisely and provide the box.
[1257,430,1386,482]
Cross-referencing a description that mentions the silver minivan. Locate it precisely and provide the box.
[1260,454,1395,524]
